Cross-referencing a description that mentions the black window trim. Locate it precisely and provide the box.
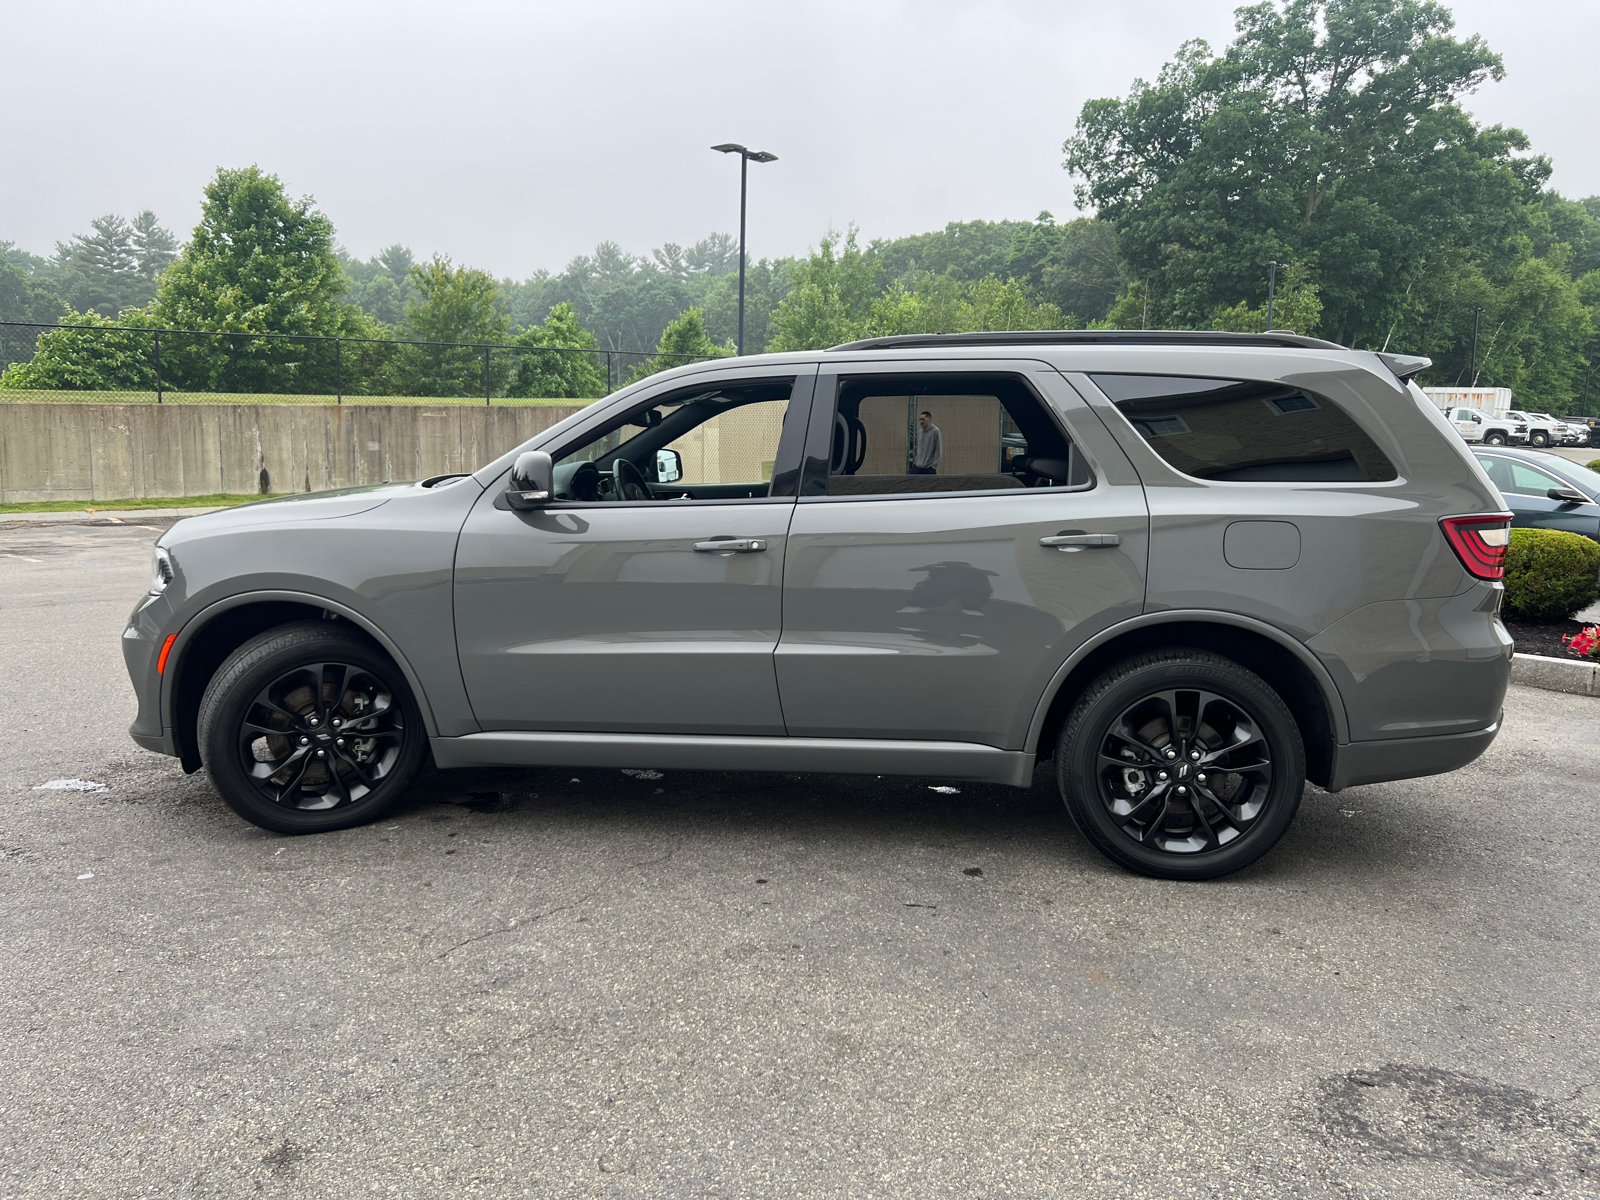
[519,367,818,507]
[798,367,1098,503]
[1082,371,1406,489]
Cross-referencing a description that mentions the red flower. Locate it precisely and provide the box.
[1563,625,1600,659]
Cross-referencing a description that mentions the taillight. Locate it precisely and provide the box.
[1440,514,1512,581]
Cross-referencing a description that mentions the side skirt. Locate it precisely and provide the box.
[429,731,1036,787]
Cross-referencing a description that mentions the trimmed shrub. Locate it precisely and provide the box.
[1503,528,1600,621]
[1587,459,1600,473]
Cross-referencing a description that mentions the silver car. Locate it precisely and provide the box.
[124,331,1514,879]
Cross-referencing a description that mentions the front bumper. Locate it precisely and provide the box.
[1323,717,1501,792]
[123,597,177,756]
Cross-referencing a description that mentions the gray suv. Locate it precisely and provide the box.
[123,331,1514,879]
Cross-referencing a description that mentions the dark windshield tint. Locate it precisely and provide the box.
[1092,375,1397,483]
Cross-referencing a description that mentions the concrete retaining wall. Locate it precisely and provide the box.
[0,402,586,502]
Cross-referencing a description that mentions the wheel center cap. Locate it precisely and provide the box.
[1176,762,1190,779]
[315,731,333,744]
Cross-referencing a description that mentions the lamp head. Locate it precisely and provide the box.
[711,144,778,163]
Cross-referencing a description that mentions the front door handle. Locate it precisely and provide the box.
[1040,533,1120,550]
[694,538,767,553]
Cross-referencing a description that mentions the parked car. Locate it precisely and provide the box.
[1446,406,1526,445]
[1557,415,1600,448]
[124,331,1514,881]
[1471,446,1600,542]
[1535,415,1590,446]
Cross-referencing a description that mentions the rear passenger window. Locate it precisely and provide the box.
[819,374,1091,498]
[1092,375,1397,483]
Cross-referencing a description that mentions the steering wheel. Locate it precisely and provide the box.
[610,457,651,501]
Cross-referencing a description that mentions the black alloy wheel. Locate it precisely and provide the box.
[198,622,427,834]
[1058,649,1305,880]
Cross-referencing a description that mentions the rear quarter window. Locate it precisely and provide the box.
[1092,374,1398,483]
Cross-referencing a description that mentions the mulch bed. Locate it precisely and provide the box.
[1503,616,1598,660]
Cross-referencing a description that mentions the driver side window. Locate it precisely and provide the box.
[550,378,801,503]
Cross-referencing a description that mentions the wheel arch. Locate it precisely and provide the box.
[164,591,439,773]
[1025,611,1348,788]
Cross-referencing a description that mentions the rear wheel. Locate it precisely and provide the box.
[1057,649,1306,880]
[197,622,427,834]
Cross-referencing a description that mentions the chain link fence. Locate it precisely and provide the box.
[0,321,713,405]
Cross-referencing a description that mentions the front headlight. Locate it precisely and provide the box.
[150,546,175,595]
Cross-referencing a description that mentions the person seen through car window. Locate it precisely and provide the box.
[910,410,942,474]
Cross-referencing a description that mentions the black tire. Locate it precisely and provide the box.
[1531,431,1549,447]
[1483,432,1507,446]
[197,621,427,834]
[1057,649,1306,880]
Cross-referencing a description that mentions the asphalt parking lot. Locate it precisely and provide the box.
[2,518,1598,1199]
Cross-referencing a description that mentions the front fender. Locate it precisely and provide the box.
[160,589,446,740]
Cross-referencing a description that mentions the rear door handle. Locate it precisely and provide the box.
[1039,533,1120,550]
[694,538,767,553]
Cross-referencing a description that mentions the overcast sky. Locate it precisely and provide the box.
[3,0,1595,279]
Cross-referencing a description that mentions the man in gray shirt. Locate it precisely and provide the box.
[910,410,942,474]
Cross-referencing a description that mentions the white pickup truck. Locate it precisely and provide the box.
[1446,407,1526,446]
[1503,409,1574,448]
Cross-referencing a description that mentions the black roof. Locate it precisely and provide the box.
[826,329,1347,352]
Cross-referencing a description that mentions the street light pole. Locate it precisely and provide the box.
[1265,261,1281,331]
[712,143,778,356]
[1470,306,1485,387]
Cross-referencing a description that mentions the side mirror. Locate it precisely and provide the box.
[506,451,554,510]
[1548,486,1590,504]
[655,448,683,484]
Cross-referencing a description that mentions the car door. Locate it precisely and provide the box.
[1474,452,1600,540]
[453,367,817,735]
[1450,409,1482,441]
[774,360,1148,748]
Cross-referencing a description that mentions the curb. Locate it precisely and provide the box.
[1511,652,1599,696]
[0,506,227,528]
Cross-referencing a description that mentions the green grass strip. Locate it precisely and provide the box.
[0,493,270,515]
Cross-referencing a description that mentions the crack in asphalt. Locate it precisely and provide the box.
[433,850,675,961]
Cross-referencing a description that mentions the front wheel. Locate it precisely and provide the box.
[197,622,428,834]
[1057,649,1306,880]
[1483,432,1507,446]
[1530,431,1550,447]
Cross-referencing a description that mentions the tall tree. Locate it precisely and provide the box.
[53,215,140,316]
[626,308,730,382]
[388,255,510,396]
[508,302,607,398]
[766,229,880,352]
[152,167,372,393]
[1005,215,1128,326]
[130,211,179,281]
[155,167,353,335]
[0,249,68,327]
[342,243,415,326]
[1064,0,1534,345]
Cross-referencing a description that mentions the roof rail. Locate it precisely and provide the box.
[826,329,1348,352]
